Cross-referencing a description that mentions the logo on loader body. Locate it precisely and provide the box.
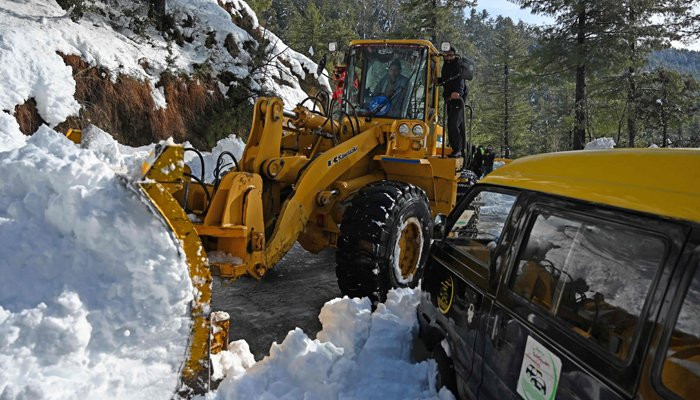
[328,146,358,167]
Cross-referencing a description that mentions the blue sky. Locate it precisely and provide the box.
[473,0,699,50]
[474,0,553,25]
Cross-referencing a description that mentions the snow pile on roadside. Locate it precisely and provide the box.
[79,125,154,176]
[0,0,329,127]
[0,112,26,153]
[0,124,194,399]
[584,137,616,150]
[185,135,246,183]
[207,288,454,400]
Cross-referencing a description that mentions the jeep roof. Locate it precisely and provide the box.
[481,149,700,223]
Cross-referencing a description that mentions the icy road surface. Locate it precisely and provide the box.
[212,245,340,360]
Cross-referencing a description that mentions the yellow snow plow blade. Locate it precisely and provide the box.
[138,144,212,394]
[65,128,82,144]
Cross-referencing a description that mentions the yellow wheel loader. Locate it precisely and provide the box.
[69,39,469,394]
[143,39,466,302]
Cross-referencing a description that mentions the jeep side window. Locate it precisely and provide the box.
[661,265,700,398]
[447,190,517,266]
[510,211,666,360]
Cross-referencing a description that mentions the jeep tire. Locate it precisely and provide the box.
[336,181,432,303]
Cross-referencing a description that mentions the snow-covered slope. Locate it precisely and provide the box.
[0,0,329,128]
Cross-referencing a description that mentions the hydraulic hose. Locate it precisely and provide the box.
[184,147,205,183]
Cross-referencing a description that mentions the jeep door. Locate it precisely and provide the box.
[475,195,687,400]
[646,234,700,400]
[433,186,520,398]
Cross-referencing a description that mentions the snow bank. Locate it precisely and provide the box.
[207,288,451,400]
[80,125,154,176]
[0,127,193,399]
[0,112,26,153]
[0,0,329,127]
[584,137,616,150]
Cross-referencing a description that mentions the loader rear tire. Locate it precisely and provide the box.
[336,181,431,303]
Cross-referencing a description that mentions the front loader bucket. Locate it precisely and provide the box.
[137,145,213,396]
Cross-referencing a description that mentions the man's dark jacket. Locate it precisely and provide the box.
[440,59,466,100]
[483,151,495,168]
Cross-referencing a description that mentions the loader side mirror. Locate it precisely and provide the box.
[316,54,327,77]
[440,42,451,52]
[433,214,447,239]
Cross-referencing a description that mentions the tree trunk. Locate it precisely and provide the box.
[626,4,637,148]
[503,63,511,158]
[573,6,587,150]
[430,0,438,43]
[617,100,627,146]
[661,77,668,147]
[151,0,166,31]
[627,67,637,148]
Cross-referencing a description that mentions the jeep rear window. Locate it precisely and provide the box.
[509,210,666,361]
[661,265,700,398]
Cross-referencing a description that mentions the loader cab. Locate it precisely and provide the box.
[342,40,441,125]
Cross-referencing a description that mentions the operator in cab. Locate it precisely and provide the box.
[440,46,467,159]
[373,59,409,117]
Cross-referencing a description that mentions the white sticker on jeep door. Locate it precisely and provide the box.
[516,336,562,400]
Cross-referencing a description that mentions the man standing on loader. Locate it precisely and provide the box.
[440,46,467,159]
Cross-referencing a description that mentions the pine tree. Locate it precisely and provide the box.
[512,0,623,150]
[356,0,403,39]
[612,0,696,147]
[399,0,476,44]
[480,17,532,157]
[287,4,324,56]
[637,68,700,146]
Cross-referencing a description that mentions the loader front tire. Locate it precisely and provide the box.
[336,181,431,303]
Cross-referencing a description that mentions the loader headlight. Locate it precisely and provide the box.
[412,124,424,137]
[398,123,410,136]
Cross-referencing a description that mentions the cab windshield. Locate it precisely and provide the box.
[345,44,428,119]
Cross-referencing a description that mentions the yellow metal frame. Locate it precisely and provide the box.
[349,39,439,53]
